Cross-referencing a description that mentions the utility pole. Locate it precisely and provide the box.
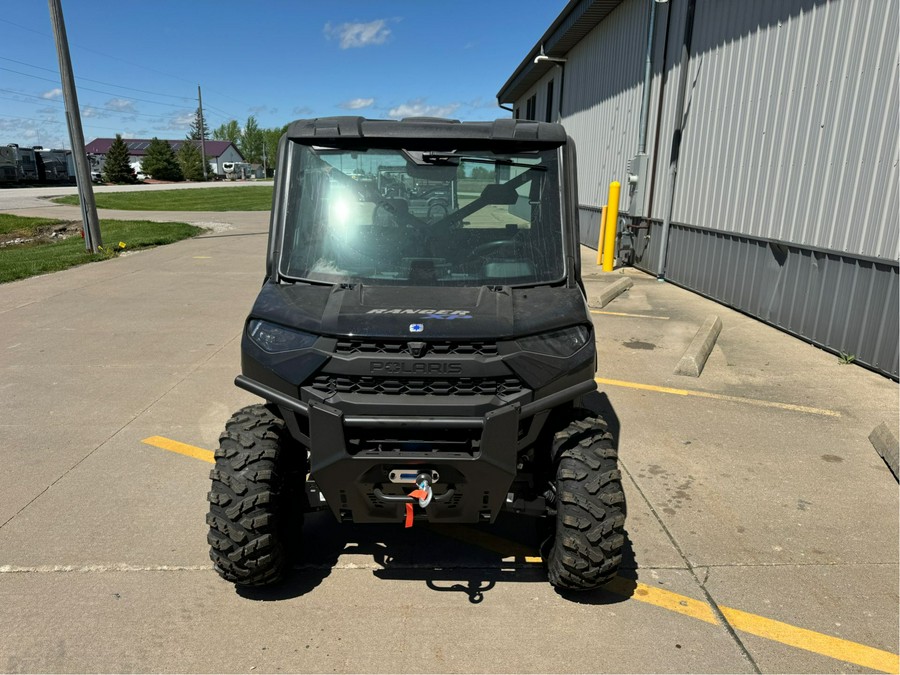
[198,85,208,181]
[48,0,101,252]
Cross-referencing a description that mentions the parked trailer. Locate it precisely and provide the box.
[8,145,38,182]
[0,146,16,183]
[1,145,75,185]
[35,148,74,183]
[222,161,253,180]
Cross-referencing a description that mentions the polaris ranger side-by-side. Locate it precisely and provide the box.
[207,117,626,591]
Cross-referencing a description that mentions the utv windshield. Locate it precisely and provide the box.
[278,143,565,286]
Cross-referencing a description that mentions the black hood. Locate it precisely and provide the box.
[248,281,589,339]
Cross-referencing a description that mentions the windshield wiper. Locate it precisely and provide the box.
[421,153,546,170]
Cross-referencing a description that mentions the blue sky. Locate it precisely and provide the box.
[0,1,565,149]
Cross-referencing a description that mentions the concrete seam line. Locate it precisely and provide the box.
[869,421,899,481]
[675,315,722,377]
[590,276,633,309]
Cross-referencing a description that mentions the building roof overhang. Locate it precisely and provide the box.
[496,0,627,104]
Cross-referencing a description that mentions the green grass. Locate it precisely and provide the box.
[0,215,204,283]
[52,185,273,211]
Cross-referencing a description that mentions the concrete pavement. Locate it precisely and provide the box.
[0,198,897,673]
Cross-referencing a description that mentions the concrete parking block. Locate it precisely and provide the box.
[675,315,722,377]
[869,422,899,480]
[587,276,634,309]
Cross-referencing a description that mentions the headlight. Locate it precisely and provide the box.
[516,325,590,357]
[247,319,318,353]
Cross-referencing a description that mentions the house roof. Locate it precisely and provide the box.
[496,0,626,104]
[84,138,243,160]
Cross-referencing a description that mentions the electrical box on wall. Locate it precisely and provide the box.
[627,153,650,218]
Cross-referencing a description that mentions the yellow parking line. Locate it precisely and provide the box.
[720,605,899,674]
[141,436,214,463]
[595,377,841,418]
[590,310,670,320]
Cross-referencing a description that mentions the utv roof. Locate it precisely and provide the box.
[284,116,567,150]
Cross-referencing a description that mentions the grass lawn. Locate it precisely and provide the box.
[0,214,204,283]
[52,185,273,211]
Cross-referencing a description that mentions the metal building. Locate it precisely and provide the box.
[498,0,899,379]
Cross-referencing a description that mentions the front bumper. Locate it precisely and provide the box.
[235,375,595,524]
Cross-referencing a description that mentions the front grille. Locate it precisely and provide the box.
[334,339,498,357]
[310,375,524,397]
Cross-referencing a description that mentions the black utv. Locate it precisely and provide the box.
[207,116,626,591]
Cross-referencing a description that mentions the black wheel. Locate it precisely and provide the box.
[206,404,303,587]
[545,409,626,591]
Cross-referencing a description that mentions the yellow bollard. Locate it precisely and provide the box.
[596,205,607,265]
[602,181,620,272]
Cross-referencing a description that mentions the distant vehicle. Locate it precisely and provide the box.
[222,161,253,180]
[2,144,75,185]
[0,146,17,184]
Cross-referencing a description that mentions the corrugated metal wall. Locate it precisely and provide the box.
[671,0,899,261]
[514,0,660,208]
[513,0,899,378]
[633,220,900,377]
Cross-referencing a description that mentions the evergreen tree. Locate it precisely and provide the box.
[102,134,136,184]
[187,107,209,140]
[141,137,183,181]
[177,141,211,181]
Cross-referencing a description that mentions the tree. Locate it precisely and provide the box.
[141,137,183,181]
[262,125,287,176]
[102,134,136,184]
[177,141,212,181]
[187,107,209,140]
[212,120,241,144]
[239,115,264,164]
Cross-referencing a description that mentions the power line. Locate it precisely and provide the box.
[0,55,195,101]
[0,65,207,110]
[0,17,253,110]
[0,88,234,126]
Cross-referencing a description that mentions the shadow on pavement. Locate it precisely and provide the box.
[237,512,637,606]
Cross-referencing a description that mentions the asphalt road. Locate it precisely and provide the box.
[0,196,897,673]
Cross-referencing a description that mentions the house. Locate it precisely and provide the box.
[498,0,898,379]
[83,138,244,178]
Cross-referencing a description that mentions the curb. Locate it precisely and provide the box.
[675,315,722,377]
[589,277,633,309]
[869,422,899,481]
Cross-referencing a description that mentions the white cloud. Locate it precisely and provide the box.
[339,98,375,110]
[387,99,460,119]
[80,106,103,118]
[166,111,195,130]
[106,98,135,113]
[324,20,391,49]
[291,106,314,117]
[41,88,63,100]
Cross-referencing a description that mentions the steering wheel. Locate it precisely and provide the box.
[471,240,518,258]
[426,201,449,222]
[372,200,402,228]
